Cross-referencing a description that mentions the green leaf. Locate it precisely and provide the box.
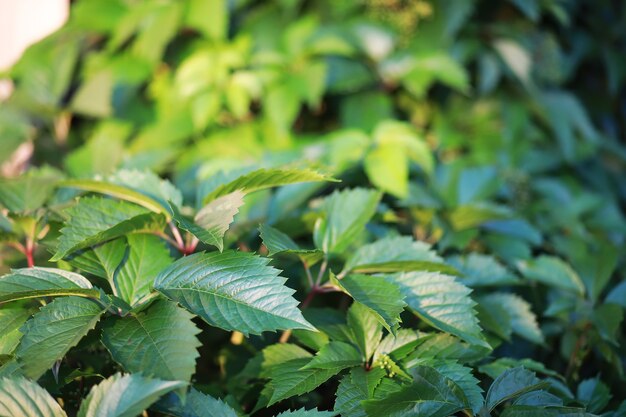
[0,305,35,355]
[302,341,362,372]
[102,300,201,383]
[274,408,337,417]
[313,188,381,254]
[154,251,315,335]
[347,302,382,361]
[0,169,61,213]
[203,168,337,204]
[577,376,611,413]
[107,169,183,210]
[448,203,513,231]
[16,297,105,379]
[333,273,406,333]
[478,358,562,380]
[171,190,245,251]
[0,267,93,298]
[606,281,626,308]
[155,388,239,417]
[65,239,127,282]
[77,373,186,417]
[408,360,483,414]
[374,329,421,362]
[517,256,585,296]
[335,367,387,417]
[485,367,548,412]
[52,197,166,261]
[388,272,489,348]
[479,293,544,344]
[261,357,338,407]
[113,234,173,306]
[259,224,324,265]
[362,366,469,417]
[58,179,168,214]
[592,304,623,346]
[448,254,521,287]
[500,406,595,417]
[0,376,68,417]
[343,237,455,275]
[364,143,409,198]
[155,387,238,417]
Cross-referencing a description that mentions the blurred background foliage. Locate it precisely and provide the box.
[1,0,626,412]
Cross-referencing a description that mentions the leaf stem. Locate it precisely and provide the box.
[302,260,314,288]
[315,257,328,286]
[168,221,186,253]
[25,237,35,267]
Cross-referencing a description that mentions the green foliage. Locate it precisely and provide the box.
[0,0,625,415]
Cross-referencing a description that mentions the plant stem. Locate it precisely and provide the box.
[302,260,314,288]
[168,221,186,253]
[279,285,321,343]
[25,238,35,267]
[566,322,591,380]
[315,258,328,286]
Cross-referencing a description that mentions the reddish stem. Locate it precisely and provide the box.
[25,238,35,267]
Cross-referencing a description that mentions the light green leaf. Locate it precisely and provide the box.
[485,367,548,412]
[113,234,173,306]
[76,373,186,417]
[364,143,408,198]
[479,293,544,344]
[52,197,166,261]
[172,191,245,251]
[517,256,585,296]
[333,273,406,333]
[16,297,105,379]
[335,367,386,417]
[259,224,324,265]
[58,179,168,214]
[0,267,92,298]
[65,239,127,282]
[203,168,336,204]
[302,341,362,372]
[0,305,35,355]
[342,237,455,275]
[449,203,513,231]
[313,188,381,254]
[107,169,183,210]
[448,253,521,287]
[347,302,382,361]
[154,251,315,335]
[0,169,61,213]
[362,366,469,417]
[0,376,68,417]
[261,357,338,407]
[274,408,337,417]
[102,300,200,383]
[373,329,421,362]
[388,272,489,348]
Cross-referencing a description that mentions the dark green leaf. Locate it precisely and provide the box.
[16,297,105,379]
[101,300,200,383]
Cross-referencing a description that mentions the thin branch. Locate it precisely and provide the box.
[315,258,328,286]
[168,221,186,252]
[302,260,314,288]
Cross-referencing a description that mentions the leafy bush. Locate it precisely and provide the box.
[1,0,625,416]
